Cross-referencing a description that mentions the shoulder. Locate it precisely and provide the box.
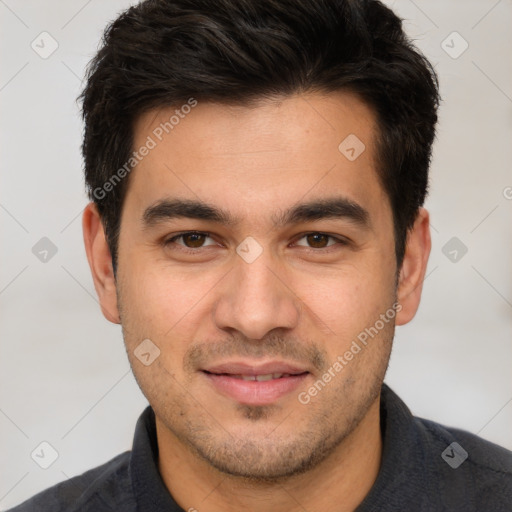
[418,416,512,475]
[6,451,134,512]
[417,416,512,509]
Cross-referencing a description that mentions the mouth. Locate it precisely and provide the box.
[201,361,310,406]
[208,372,303,381]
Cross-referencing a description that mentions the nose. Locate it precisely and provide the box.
[212,250,301,340]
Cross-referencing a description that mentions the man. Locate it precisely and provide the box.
[8,0,512,510]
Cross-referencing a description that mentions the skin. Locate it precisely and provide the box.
[83,91,431,512]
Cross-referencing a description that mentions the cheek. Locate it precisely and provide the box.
[118,259,220,344]
[298,263,395,344]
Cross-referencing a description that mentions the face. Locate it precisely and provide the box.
[86,92,428,481]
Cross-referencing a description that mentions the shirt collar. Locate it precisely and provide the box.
[355,383,438,511]
[129,406,184,511]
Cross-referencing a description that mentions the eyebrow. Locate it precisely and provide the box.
[142,196,370,230]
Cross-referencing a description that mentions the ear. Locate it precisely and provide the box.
[82,202,120,324]
[395,207,431,326]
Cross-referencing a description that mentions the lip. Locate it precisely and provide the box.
[203,361,309,376]
[201,360,310,406]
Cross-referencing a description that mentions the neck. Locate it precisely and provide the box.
[155,395,383,512]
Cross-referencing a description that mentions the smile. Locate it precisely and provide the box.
[201,363,310,406]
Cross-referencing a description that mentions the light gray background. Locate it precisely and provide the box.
[1,0,511,508]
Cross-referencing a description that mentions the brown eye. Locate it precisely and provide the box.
[305,233,330,248]
[295,232,344,249]
[181,233,207,248]
[164,232,216,250]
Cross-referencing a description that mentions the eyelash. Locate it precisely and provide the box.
[163,231,348,255]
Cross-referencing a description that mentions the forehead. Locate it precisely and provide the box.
[125,91,389,230]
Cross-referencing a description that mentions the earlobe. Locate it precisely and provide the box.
[82,202,121,324]
[395,207,431,326]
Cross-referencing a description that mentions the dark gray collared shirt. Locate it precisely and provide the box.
[7,384,512,511]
